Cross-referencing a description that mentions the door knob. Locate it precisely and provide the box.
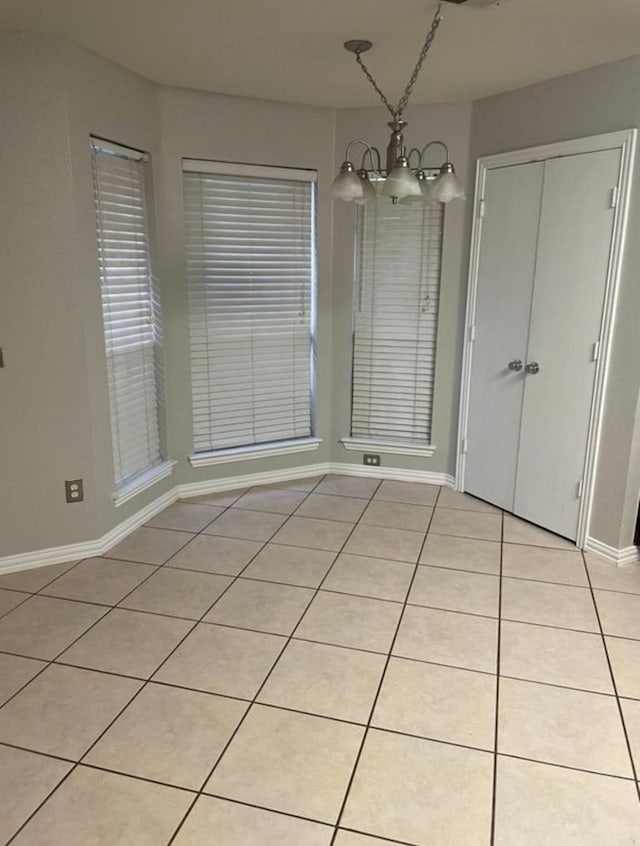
[508,359,523,372]
[525,361,540,374]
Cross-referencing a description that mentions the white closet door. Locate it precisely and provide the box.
[513,148,621,539]
[464,162,544,510]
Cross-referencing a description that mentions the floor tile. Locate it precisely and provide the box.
[40,557,156,605]
[0,652,46,705]
[0,588,29,617]
[315,475,379,499]
[334,833,399,846]
[173,795,333,846]
[146,502,223,532]
[58,608,192,678]
[205,705,364,823]
[393,605,498,673]
[0,745,73,845]
[232,488,307,514]
[119,567,232,619]
[586,556,640,595]
[503,514,575,549]
[106,526,194,565]
[344,524,424,563]
[503,543,587,586]
[167,534,263,576]
[361,500,432,533]
[419,533,501,575]
[296,592,402,653]
[205,578,313,635]
[501,620,613,694]
[322,554,414,602]
[494,755,640,845]
[0,595,106,660]
[436,488,499,513]
[595,590,640,639]
[606,636,640,699]
[0,560,78,593]
[498,677,632,776]
[373,480,439,506]
[409,566,499,617]
[258,639,386,723]
[181,488,248,507]
[154,623,285,698]
[241,543,335,588]
[620,698,640,774]
[86,683,247,789]
[430,508,502,541]
[0,664,140,759]
[204,508,288,541]
[10,765,192,846]
[295,493,368,523]
[265,475,323,492]
[272,515,354,551]
[502,578,598,631]
[372,657,496,750]
[342,729,493,846]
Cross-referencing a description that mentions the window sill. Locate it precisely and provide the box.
[189,437,323,468]
[112,460,177,507]
[341,437,436,458]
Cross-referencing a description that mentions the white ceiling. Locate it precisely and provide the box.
[1,0,640,108]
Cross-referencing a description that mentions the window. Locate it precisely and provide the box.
[348,194,443,452]
[183,160,317,461]
[91,138,166,495]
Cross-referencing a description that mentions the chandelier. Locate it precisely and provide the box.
[331,2,465,206]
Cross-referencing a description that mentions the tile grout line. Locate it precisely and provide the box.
[328,486,444,846]
[163,474,389,844]
[580,549,640,804]
[489,508,505,846]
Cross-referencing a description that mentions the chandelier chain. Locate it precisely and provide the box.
[396,4,443,116]
[353,3,443,120]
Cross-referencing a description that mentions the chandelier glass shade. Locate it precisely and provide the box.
[331,3,466,206]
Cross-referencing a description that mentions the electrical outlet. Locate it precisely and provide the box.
[65,479,84,503]
[363,454,381,467]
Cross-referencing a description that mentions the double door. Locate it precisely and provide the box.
[464,147,621,541]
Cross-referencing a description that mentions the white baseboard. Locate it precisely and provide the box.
[0,461,490,576]
[583,536,640,566]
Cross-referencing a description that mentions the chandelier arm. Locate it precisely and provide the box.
[360,146,383,173]
[354,52,397,119]
[418,139,450,167]
[395,3,443,116]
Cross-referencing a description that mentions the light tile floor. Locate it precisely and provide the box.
[0,476,639,845]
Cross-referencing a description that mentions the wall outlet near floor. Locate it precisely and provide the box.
[65,479,84,503]
[363,454,381,467]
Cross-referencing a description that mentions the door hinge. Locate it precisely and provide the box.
[462,437,469,455]
[469,324,476,343]
[577,479,584,499]
[478,198,486,219]
[610,186,618,209]
[591,340,600,362]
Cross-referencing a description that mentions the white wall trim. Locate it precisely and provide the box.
[0,461,453,575]
[340,437,436,458]
[112,459,177,507]
[456,128,637,552]
[189,438,322,468]
[584,536,640,566]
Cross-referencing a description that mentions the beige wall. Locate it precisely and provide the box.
[330,104,473,474]
[470,56,640,549]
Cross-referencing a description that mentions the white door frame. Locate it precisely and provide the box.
[456,128,637,548]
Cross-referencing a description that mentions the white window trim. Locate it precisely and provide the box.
[189,437,322,468]
[112,460,177,508]
[182,158,316,182]
[341,437,436,458]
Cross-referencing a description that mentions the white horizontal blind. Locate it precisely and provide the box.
[351,196,443,443]
[91,139,164,487]
[183,166,315,453]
